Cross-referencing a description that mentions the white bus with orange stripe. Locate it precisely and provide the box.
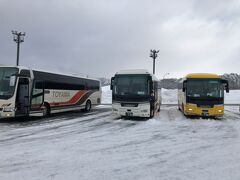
[0,66,101,118]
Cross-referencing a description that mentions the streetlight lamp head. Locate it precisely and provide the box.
[11,30,26,66]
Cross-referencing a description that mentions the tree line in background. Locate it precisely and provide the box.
[99,73,240,90]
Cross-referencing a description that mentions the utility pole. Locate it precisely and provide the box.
[12,31,26,66]
[150,49,159,74]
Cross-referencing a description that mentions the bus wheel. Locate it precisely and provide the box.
[43,103,50,117]
[85,100,92,112]
[182,104,185,115]
[150,109,154,118]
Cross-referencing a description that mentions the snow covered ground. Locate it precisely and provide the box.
[0,87,239,180]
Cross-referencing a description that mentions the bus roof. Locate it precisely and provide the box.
[115,69,158,81]
[116,69,152,75]
[0,65,100,82]
[186,73,220,79]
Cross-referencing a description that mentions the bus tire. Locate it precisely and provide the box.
[43,103,50,117]
[182,104,186,115]
[150,109,154,118]
[85,100,92,112]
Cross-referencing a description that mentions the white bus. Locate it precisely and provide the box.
[110,69,161,118]
[0,66,101,119]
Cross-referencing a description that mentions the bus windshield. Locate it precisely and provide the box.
[187,79,223,98]
[0,67,18,99]
[113,75,149,96]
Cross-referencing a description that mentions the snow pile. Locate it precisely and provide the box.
[161,88,178,104]
[101,86,112,104]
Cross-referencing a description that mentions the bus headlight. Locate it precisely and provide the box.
[188,108,193,111]
[3,107,15,112]
[218,110,223,112]
[141,109,148,112]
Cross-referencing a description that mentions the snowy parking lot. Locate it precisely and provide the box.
[0,88,239,180]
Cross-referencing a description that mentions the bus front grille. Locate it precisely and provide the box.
[198,105,212,108]
[121,103,138,107]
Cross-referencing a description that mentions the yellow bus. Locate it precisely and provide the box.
[178,73,229,117]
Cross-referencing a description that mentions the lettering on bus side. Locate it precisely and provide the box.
[52,91,71,98]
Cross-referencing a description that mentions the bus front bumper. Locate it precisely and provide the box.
[184,104,224,117]
[112,103,151,117]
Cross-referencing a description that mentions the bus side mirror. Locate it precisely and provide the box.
[148,77,153,93]
[9,76,16,86]
[150,83,153,92]
[110,77,114,90]
[182,81,186,92]
[221,79,229,93]
[226,87,229,93]
[225,83,229,93]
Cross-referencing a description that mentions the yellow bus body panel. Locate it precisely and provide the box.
[184,103,224,117]
[186,73,220,79]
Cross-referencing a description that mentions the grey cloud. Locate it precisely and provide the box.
[0,0,239,79]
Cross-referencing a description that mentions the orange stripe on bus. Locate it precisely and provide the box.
[49,90,88,106]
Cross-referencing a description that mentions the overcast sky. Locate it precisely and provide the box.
[1,0,240,79]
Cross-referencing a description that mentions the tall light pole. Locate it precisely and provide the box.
[150,49,159,74]
[12,31,26,66]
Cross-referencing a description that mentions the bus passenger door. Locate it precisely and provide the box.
[15,78,30,116]
[29,81,44,116]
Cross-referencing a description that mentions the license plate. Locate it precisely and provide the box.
[202,112,209,116]
[126,112,133,116]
